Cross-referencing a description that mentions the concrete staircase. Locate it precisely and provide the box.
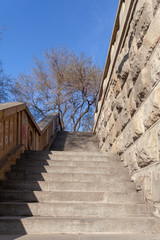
[50,131,99,151]
[0,131,160,239]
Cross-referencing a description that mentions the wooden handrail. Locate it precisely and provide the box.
[0,102,62,179]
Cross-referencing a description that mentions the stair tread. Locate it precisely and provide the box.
[0,131,159,234]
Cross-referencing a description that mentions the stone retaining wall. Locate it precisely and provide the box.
[94,0,160,203]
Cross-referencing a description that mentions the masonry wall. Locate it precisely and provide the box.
[94,0,160,204]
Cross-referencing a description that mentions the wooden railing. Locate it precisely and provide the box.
[0,102,62,179]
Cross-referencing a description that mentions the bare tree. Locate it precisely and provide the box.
[13,46,102,131]
[0,26,11,103]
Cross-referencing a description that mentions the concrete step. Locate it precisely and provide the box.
[11,165,128,174]
[6,172,130,182]
[22,155,119,162]
[1,233,160,240]
[0,202,152,217]
[16,159,122,168]
[50,131,99,152]
[0,190,144,203]
[0,216,159,234]
[22,153,119,161]
[0,180,136,192]
[55,131,95,137]
[23,150,117,157]
[53,139,98,144]
[52,147,99,152]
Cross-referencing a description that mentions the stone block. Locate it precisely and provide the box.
[116,47,130,87]
[128,36,141,83]
[116,83,128,114]
[123,122,134,149]
[152,165,160,202]
[136,128,159,168]
[129,54,141,83]
[129,88,137,116]
[115,92,124,114]
[120,107,131,130]
[110,126,117,144]
[104,123,110,139]
[115,117,121,137]
[117,59,130,86]
[111,141,117,154]
[135,0,153,49]
[135,65,151,104]
[150,42,160,87]
[132,105,145,141]
[142,6,160,61]
[129,7,160,85]
[151,82,160,108]
[132,0,148,31]
[108,113,115,132]
[132,167,153,201]
[152,0,160,14]
[113,106,119,121]
[144,82,160,130]
[115,132,125,155]
[103,138,110,152]
[123,148,139,173]
[125,75,133,98]
[114,77,121,98]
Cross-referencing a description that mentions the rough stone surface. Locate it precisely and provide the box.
[150,42,160,86]
[152,0,160,14]
[95,0,160,204]
[132,106,145,141]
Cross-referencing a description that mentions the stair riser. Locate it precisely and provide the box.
[6,172,130,182]
[16,160,121,168]
[0,191,144,203]
[1,181,136,191]
[0,203,151,217]
[22,155,118,161]
[23,150,117,156]
[11,166,127,174]
[0,218,159,234]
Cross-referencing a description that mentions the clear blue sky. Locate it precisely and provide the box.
[0,0,119,78]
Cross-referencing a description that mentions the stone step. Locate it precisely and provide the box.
[0,202,152,217]
[23,150,117,157]
[52,146,99,152]
[55,131,94,137]
[0,216,159,234]
[52,142,98,147]
[0,180,136,192]
[0,190,144,203]
[1,233,160,240]
[54,136,97,139]
[11,165,127,174]
[6,172,130,182]
[15,159,123,168]
[22,155,119,162]
[22,152,119,162]
[53,140,98,145]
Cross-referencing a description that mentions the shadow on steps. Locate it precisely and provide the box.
[50,131,99,152]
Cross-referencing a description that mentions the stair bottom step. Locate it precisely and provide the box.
[0,234,160,240]
[0,217,159,234]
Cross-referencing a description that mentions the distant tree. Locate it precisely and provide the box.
[13,46,102,131]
